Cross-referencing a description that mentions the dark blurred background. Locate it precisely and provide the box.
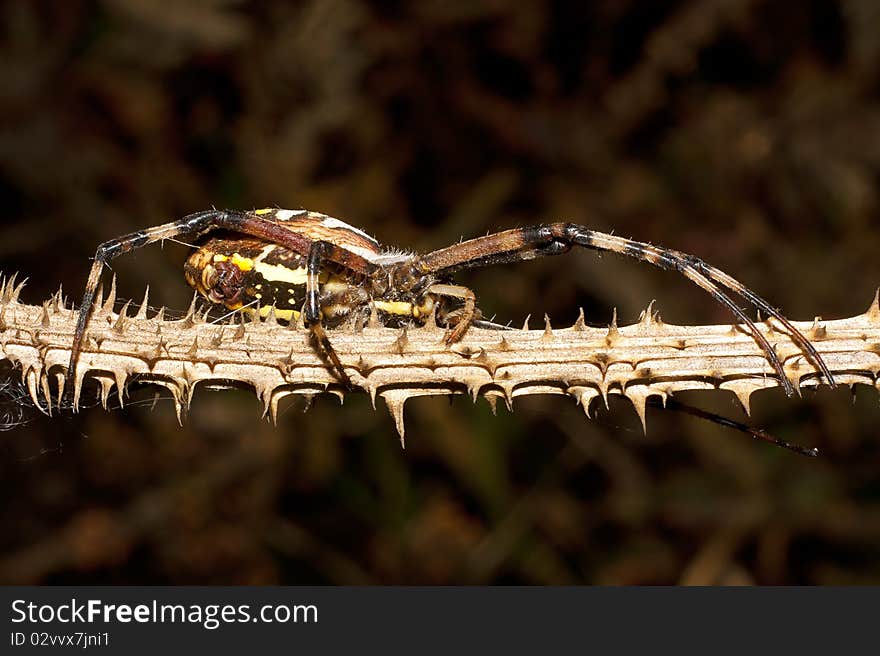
[0,0,878,584]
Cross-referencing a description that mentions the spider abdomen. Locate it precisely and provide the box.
[185,237,329,322]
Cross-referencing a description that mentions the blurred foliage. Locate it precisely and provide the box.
[0,0,878,584]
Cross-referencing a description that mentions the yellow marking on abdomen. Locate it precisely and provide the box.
[374,300,414,316]
[212,253,255,272]
[253,263,308,285]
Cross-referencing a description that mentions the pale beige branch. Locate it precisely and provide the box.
[1,274,878,441]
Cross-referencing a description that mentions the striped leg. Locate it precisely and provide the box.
[304,241,351,387]
[419,223,835,396]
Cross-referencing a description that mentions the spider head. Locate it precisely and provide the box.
[383,259,433,297]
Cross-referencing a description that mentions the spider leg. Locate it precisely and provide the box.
[688,260,835,387]
[426,283,477,344]
[579,229,835,392]
[304,241,352,387]
[66,210,373,406]
[418,223,835,395]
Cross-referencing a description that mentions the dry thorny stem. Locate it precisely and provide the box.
[0,273,878,444]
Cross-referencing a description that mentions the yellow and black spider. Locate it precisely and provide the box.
[66,208,836,396]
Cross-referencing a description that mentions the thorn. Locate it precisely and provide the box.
[722,380,763,416]
[424,303,440,331]
[381,389,411,447]
[54,372,65,411]
[541,314,554,341]
[624,386,652,434]
[521,314,531,331]
[809,318,827,340]
[233,317,246,340]
[160,381,185,425]
[368,303,381,329]
[267,389,293,425]
[136,285,150,319]
[257,383,282,420]
[569,386,600,418]
[393,326,409,355]
[466,381,481,402]
[180,293,198,328]
[598,380,611,410]
[25,368,47,416]
[867,288,880,323]
[101,274,117,314]
[10,275,27,305]
[40,302,51,328]
[573,307,586,331]
[187,336,199,357]
[143,340,162,370]
[210,327,225,348]
[112,300,131,334]
[638,300,656,327]
[195,304,211,324]
[71,360,87,412]
[40,372,52,417]
[363,379,378,409]
[606,308,621,347]
[473,348,496,376]
[155,306,165,322]
[264,305,278,326]
[278,348,295,375]
[499,381,514,411]
[485,394,498,415]
[52,285,65,312]
[498,336,512,351]
[113,368,127,409]
[266,390,281,424]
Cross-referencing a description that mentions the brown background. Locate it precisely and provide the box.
[0,0,878,584]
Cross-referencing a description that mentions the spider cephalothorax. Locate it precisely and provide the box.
[66,208,836,396]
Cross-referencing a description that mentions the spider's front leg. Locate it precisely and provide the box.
[304,241,352,388]
[417,223,836,396]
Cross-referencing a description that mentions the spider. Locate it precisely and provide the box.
[66,208,835,398]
